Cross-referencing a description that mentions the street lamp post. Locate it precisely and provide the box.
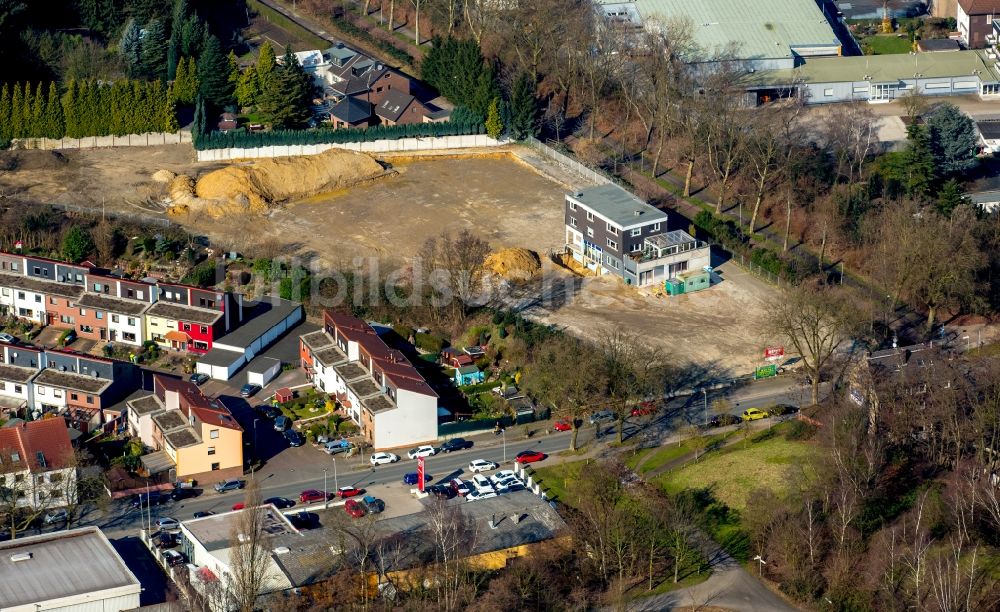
[323,468,329,510]
[332,457,339,492]
[502,428,507,463]
[253,418,259,464]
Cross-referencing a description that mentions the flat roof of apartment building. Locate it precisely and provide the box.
[77,292,151,315]
[0,527,141,609]
[146,301,223,325]
[0,363,39,383]
[567,184,668,228]
[0,271,85,299]
[33,368,112,394]
[754,49,1000,86]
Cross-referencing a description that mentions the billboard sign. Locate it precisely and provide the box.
[754,364,777,380]
[416,456,426,492]
[764,346,785,361]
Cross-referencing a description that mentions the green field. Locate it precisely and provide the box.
[625,431,734,474]
[531,460,585,503]
[655,427,816,511]
[862,35,913,55]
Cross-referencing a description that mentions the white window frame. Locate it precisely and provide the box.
[586,211,594,222]
[568,201,576,211]
[606,223,618,235]
[587,227,594,238]
[652,223,661,232]
[631,228,641,237]
[631,243,642,252]
[606,238,618,250]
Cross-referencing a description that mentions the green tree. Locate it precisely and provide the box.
[141,18,168,80]
[936,178,968,217]
[9,81,22,138]
[235,64,260,108]
[902,123,936,200]
[256,42,276,92]
[179,14,204,57]
[927,103,978,176]
[197,33,234,108]
[172,56,198,104]
[162,85,179,132]
[119,18,142,75]
[485,96,502,139]
[62,80,80,138]
[507,72,537,140]
[257,46,314,129]
[0,83,10,141]
[227,50,240,91]
[61,226,95,263]
[29,82,44,137]
[43,81,64,139]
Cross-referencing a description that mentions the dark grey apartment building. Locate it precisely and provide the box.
[564,184,710,287]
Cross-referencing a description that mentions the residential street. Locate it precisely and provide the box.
[69,374,814,541]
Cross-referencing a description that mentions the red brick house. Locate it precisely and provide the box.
[958,0,1000,48]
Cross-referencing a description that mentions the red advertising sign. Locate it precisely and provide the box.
[416,456,426,492]
[764,346,785,361]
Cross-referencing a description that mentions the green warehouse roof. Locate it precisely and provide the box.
[751,50,1000,86]
[598,0,841,61]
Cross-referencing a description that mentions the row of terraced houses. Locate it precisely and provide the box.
[0,252,236,354]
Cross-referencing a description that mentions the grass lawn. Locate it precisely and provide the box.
[655,425,817,511]
[626,431,734,474]
[531,460,586,504]
[862,35,912,55]
[247,0,331,49]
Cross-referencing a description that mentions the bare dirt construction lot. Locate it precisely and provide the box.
[0,146,778,373]
[517,260,777,378]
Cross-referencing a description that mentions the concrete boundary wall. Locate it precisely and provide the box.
[194,134,502,161]
[12,131,191,150]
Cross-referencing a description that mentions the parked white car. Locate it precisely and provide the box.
[471,474,494,493]
[466,489,498,502]
[468,459,499,473]
[492,469,517,481]
[370,452,400,465]
[155,517,180,531]
[407,445,438,459]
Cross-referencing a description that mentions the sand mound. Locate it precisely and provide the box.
[176,149,385,218]
[152,169,176,183]
[486,248,541,280]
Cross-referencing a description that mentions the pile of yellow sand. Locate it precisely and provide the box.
[556,252,594,277]
[151,169,176,183]
[485,247,541,280]
[162,149,386,218]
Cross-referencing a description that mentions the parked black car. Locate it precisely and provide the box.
[284,429,305,447]
[131,491,169,508]
[440,438,473,453]
[189,373,210,385]
[707,414,743,428]
[426,484,455,499]
[170,487,200,501]
[155,532,178,548]
[287,511,320,529]
[772,404,800,416]
[264,496,296,509]
[257,405,281,419]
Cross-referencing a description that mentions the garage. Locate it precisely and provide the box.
[246,356,281,388]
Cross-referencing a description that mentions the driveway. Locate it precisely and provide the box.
[629,536,801,612]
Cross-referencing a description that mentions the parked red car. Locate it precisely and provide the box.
[299,489,329,503]
[515,450,546,464]
[553,420,572,432]
[344,499,366,518]
[631,402,657,417]
[232,502,245,511]
[335,486,364,499]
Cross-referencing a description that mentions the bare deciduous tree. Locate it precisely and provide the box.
[764,284,862,405]
[227,479,271,612]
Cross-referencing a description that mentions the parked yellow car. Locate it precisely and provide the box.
[742,408,770,421]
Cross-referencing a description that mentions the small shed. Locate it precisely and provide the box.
[217,112,238,131]
[454,365,485,386]
[274,387,293,404]
[247,357,282,387]
[665,270,711,296]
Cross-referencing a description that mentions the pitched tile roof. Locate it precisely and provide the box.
[153,374,242,431]
[330,96,373,123]
[374,90,418,123]
[0,418,74,471]
[959,0,1000,13]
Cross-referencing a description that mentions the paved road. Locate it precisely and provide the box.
[78,375,815,539]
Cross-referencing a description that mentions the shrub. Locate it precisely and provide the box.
[338,420,358,435]
[393,324,415,342]
[784,419,817,441]
[194,120,484,150]
[414,332,445,353]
